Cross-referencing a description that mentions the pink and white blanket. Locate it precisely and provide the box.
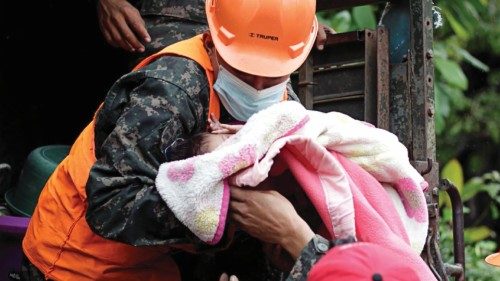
[156,101,429,255]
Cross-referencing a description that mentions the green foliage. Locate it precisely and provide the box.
[464,226,493,242]
[440,159,464,208]
[462,171,500,202]
[434,0,500,163]
[440,223,500,281]
[439,161,500,280]
[317,5,378,33]
[352,6,377,29]
[435,56,469,90]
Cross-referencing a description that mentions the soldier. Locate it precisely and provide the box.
[96,0,208,67]
[22,0,319,280]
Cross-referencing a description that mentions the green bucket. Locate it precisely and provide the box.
[4,145,70,217]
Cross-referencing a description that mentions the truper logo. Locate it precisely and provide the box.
[249,33,279,41]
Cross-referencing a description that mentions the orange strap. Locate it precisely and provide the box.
[133,35,220,120]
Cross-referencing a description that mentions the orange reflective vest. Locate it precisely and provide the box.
[22,34,217,281]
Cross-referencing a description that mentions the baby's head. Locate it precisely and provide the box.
[165,132,232,161]
[198,132,232,155]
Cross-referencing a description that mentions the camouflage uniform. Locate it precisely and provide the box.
[86,51,300,280]
[124,0,208,67]
[21,1,304,280]
[22,0,300,275]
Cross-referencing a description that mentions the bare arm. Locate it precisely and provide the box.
[229,187,315,259]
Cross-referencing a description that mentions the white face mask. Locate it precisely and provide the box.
[213,66,288,121]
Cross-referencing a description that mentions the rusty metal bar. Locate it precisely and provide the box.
[411,158,434,176]
[445,264,464,277]
[298,55,314,109]
[388,61,413,152]
[409,0,436,162]
[313,61,365,73]
[317,0,386,11]
[420,160,448,281]
[376,26,390,130]
[440,179,465,281]
[364,29,378,125]
[424,200,447,281]
[324,30,366,46]
[314,91,364,104]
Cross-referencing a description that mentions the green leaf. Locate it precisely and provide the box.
[440,159,463,208]
[438,190,448,208]
[462,177,485,202]
[316,11,332,27]
[491,205,499,220]
[451,1,480,32]
[352,6,376,29]
[456,47,490,72]
[434,82,450,135]
[434,82,451,117]
[464,226,493,243]
[442,7,470,41]
[330,11,352,32]
[484,183,500,198]
[441,207,453,222]
[441,159,464,193]
[439,82,468,110]
[433,42,448,59]
[435,57,469,90]
[435,111,445,135]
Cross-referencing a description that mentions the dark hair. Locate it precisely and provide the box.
[164,133,209,161]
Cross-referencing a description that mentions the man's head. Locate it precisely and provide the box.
[205,0,318,80]
[203,0,317,121]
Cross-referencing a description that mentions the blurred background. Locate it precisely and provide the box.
[317,1,500,279]
[0,0,499,280]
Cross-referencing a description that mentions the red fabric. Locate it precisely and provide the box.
[308,242,421,281]
[275,141,436,280]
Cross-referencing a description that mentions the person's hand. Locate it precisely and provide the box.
[316,23,336,50]
[219,273,239,281]
[208,113,243,134]
[97,0,151,52]
[262,242,295,272]
[230,187,314,259]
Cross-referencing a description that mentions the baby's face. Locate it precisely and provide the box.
[201,133,233,154]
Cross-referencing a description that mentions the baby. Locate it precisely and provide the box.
[164,113,324,273]
[164,113,243,161]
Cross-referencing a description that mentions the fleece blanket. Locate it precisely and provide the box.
[156,101,429,254]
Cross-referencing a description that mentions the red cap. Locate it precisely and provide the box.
[308,242,421,281]
[485,252,500,266]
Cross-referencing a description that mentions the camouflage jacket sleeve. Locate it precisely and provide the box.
[138,0,206,24]
[286,235,356,281]
[85,55,210,247]
[91,0,206,24]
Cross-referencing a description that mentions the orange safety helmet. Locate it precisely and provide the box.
[485,251,500,267]
[206,0,318,78]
